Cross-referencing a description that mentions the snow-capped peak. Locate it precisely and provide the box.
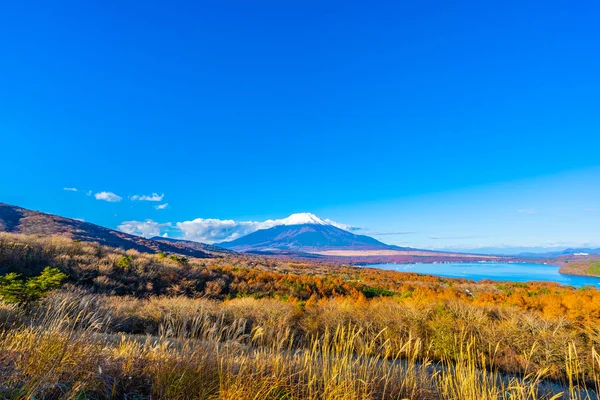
[280,213,328,226]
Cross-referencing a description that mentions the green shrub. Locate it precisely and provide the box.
[169,254,189,264]
[361,286,395,298]
[0,267,67,306]
[116,255,134,270]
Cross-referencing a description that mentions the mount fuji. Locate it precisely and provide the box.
[218,213,402,252]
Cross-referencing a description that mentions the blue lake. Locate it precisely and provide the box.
[364,262,600,288]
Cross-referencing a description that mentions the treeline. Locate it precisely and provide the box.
[1,233,600,326]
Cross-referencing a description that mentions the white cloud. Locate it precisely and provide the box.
[63,187,78,192]
[118,220,172,238]
[175,218,272,243]
[155,203,169,210]
[131,193,164,202]
[175,213,354,244]
[118,213,354,244]
[95,192,122,202]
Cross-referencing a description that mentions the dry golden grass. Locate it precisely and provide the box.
[2,233,600,398]
[0,291,598,399]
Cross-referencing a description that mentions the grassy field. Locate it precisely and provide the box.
[1,233,600,399]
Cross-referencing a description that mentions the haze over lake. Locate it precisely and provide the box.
[366,262,600,288]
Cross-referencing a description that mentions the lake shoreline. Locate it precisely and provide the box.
[357,257,600,280]
[361,261,600,288]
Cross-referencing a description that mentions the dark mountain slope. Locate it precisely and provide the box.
[219,223,404,252]
[0,203,211,258]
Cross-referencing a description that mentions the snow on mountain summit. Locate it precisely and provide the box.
[280,213,328,226]
[277,213,355,232]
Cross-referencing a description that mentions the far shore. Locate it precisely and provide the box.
[558,258,600,278]
[309,249,500,258]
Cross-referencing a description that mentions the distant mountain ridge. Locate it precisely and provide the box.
[456,246,600,257]
[518,248,600,258]
[0,203,216,258]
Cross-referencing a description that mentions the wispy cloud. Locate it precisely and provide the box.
[323,219,360,231]
[63,187,78,192]
[118,220,172,238]
[94,191,122,202]
[584,208,596,212]
[155,203,169,210]
[131,193,164,202]
[368,231,418,236]
[517,209,536,214]
[429,235,486,240]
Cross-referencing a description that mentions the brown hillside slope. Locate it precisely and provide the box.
[0,202,214,258]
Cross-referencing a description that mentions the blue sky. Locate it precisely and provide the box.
[1,1,599,250]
